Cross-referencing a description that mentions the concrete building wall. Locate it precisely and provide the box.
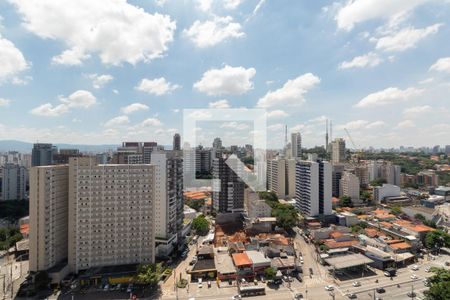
[29,165,69,272]
[68,157,155,273]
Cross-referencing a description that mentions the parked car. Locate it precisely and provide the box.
[103,284,110,291]
[352,281,361,287]
[411,265,419,271]
[198,278,203,288]
[347,293,357,299]
[376,288,385,293]
[127,284,133,293]
[294,293,303,299]
[425,267,430,272]
[325,285,334,291]
[232,295,242,300]
[208,281,211,288]
[411,274,419,280]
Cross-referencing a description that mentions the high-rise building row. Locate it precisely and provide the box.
[173,133,181,151]
[331,138,346,164]
[212,156,244,213]
[32,143,57,167]
[291,132,302,159]
[0,163,28,201]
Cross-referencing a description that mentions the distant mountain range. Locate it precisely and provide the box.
[0,140,119,153]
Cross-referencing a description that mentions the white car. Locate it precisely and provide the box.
[352,281,361,287]
[425,267,430,272]
[411,274,419,280]
[198,278,203,288]
[411,265,419,271]
[325,285,334,291]
[231,295,242,300]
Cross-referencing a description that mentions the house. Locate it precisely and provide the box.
[232,252,253,279]
[246,251,271,274]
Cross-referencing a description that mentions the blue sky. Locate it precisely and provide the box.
[0,0,449,148]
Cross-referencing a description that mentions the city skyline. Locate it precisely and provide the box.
[1,0,450,148]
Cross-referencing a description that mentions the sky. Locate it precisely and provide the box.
[0,0,449,149]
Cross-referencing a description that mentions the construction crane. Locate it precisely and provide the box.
[344,128,363,162]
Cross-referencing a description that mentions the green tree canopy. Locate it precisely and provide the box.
[271,203,298,231]
[339,195,353,208]
[425,230,450,249]
[390,206,402,215]
[258,191,278,203]
[134,263,163,286]
[424,268,450,300]
[370,178,386,187]
[264,267,276,281]
[192,215,209,235]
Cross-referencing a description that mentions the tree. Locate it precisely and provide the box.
[339,195,353,208]
[360,191,372,202]
[424,268,450,300]
[425,230,450,250]
[259,191,278,203]
[187,198,204,211]
[390,206,402,215]
[192,215,209,235]
[271,203,298,231]
[134,263,163,286]
[370,178,386,187]
[415,213,426,222]
[264,267,276,281]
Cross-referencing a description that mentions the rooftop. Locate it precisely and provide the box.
[390,242,412,250]
[324,253,373,269]
[214,251,236,274]
[232,252,252,267]
[246,250,271,265]
[191,258,216,272]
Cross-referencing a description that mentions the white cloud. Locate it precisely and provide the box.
[30,90,96,117]
[141,118,163,126]
[155,0,168,6]
[396,119,415,128]
[184,16,245,48]
[209,99,231,108]
[355,87,423,108]
[0,98,11,106]
[194,65,256,96]
[403,105,432,117]
[121,103,149,114]
[429,57,450,73]
[136,77,181,96]
[10,0,176,66]
[339,52,383,69]
[337,120,369,130]
[104,115,130,127]
[223,0,243,10]
[267,123,283,131]
[0,34,28,83]
[374,24,442,52]
[87,74,114,89]
[257,73,320,108]
[266,110,289,119]
[188,110,212,119]
[308,115,327,124]
[195,0,213,11]
[220,121,249,130]
[335,0,429,31]
[419,78,434,84]
[30,103,69,117]
[366,121,386,129]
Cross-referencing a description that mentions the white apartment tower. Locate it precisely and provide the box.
[340,171,360,202]
[68,157,155,273]
[0,163,28,201]
[29,165,69,272]
[331,138,346,164]
[267,158,296,199]
[291,132,302,159]
[295,160,332,217]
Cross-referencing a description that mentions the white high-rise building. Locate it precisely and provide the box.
[29,165,69,273]
[68,157,156,273]
[331,138,346,164]
[291,132,302,159]
[340,171,360,202]
[267,158,296,199]
[295,160,332,217]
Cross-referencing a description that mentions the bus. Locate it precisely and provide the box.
[239,286,266,297]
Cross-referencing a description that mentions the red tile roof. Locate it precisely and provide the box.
[232,253,252,267]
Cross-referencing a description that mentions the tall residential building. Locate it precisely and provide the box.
[212,156,244,213]
[29,165,69,273]
[331,138,346,164]
[112,142,159,164]
[291,132,302,159]
[354,165,369,188]
[53,149,82,164]
[332,164,345,197]
[173,133,181,151]
[0,163,28,201]
[267,158,296,199]
[417,170,439,187]
[68,157,155,273]
[340,171,360,203]
[151,151,184,257]
[368,160,401,185]
[295,160,332,217]
[32,143,56,167]
[213,137,223,149]
[195,146,212,174]
[445,145,450,156]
